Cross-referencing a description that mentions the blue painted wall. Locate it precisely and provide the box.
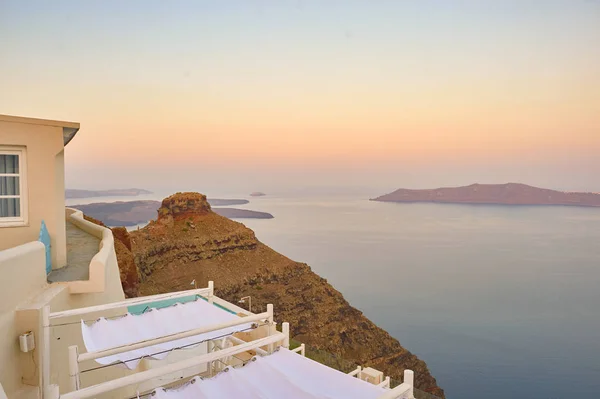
[38,220,51,274]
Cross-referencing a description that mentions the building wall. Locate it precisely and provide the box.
[0,120,67,269]
[1,211,126,398]
[0,241,47,397]
[19,214,127,398]
[53,150,66,270]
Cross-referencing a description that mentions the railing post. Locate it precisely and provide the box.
[41,305,51,398]
[266,304,274,353]
[207,340,213,376]
[282,322,290,348]
[378,376,390,388]
[207,281,214,304]
[300,343,306,357]
[404,369,415,399]
[68,346,80,391]
[348,366,362,377]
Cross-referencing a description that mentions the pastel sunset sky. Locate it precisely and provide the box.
[1,1,599,194]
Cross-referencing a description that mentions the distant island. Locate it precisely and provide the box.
[66,188,153,199]
[209,198,249,206]
[372,183,600,207]
[71,200,273,226]
[250,192,266,197]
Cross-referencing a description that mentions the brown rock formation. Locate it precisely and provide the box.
[111,227,139,298]
[157,192,211,225]
[128,193,444,397]
[373,183,600,207]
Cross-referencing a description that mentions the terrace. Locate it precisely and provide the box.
[47,220,98,283]
[46,209,114,293]
[42,283,417,399]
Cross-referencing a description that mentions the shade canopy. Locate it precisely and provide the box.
[81,298,254,369]
[153,349,388,399]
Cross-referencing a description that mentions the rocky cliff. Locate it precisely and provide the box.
[373,183,600,207]
[121,192,443,397]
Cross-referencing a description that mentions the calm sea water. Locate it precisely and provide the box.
[237,195,600,399]
[67,193,600,398]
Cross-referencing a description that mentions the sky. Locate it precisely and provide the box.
[1,0,599,195]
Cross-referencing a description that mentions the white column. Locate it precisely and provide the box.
[282,322,290,348]
[404,369,415,399]
[266,304,274,353]
[207,281,214,304]
[207,340,213,376]
[41,305,51,398]
[68,346,80,391]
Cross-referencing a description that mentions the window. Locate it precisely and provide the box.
[0,147,27,226]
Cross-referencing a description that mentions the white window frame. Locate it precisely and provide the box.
[0,146,28,227]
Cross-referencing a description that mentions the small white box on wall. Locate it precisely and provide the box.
[19,331,35,353]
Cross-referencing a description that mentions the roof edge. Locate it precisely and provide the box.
[0,113,80,130]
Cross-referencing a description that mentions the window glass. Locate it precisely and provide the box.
[0,150,25,223]
[0,176,20,196]
[0,154,19,174]
[0,198,20,217]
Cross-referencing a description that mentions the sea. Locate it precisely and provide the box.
[66,192,600,399]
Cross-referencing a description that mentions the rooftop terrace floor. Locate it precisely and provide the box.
[47,221,99,283]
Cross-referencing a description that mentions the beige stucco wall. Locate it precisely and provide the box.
[0,241,47,397]
[53,151,66,269]
[19,215,125,398]
[0,120,67,269]
[0,212,126,398]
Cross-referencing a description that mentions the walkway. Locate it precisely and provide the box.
[47,221,100,283]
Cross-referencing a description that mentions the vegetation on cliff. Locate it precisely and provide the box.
[99,192,444,397]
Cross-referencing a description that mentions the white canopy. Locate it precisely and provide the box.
[153,349,388,399]
[81,298,254,369]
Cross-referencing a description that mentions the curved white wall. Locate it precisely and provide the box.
[65,209,112,294]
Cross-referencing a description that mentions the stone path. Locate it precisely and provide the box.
[47,221,100,283]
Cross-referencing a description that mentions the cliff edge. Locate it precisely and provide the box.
[124,192,444,397]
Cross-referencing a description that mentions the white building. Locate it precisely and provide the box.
[0,114,415,399]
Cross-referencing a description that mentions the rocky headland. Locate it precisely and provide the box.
[72,199,273,226]
[373,183,600,207]
[97,192,444,397]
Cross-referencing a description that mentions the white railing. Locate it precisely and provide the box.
[49,282,214,320]
[375,370,415,399]
[42,280,414,399]
[59,292,277,394]
[43,283,215,398]
[377,376,391,388]
[347,367,391,389]
[76,305,272,364]
[291,343,306,356]
[60,333,287,399]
